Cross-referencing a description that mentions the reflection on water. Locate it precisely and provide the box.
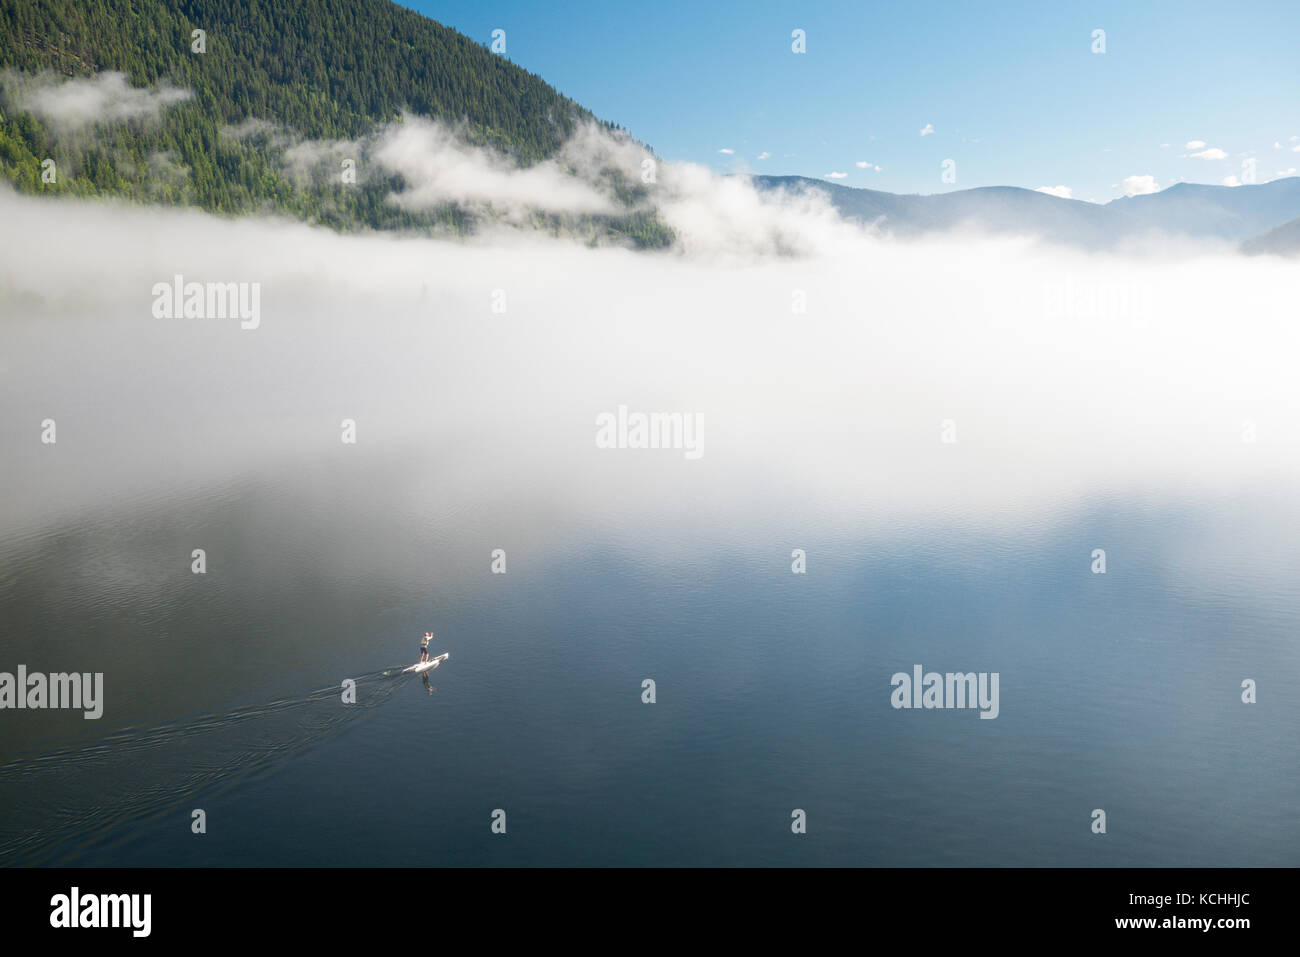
[2,474,1297,866]
[0,668,408,865]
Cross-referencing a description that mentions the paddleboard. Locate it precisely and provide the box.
[403,652,449,674]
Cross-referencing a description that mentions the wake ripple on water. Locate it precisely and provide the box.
[0,668,409,865]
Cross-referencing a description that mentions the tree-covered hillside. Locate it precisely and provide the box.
[0,0,673,246]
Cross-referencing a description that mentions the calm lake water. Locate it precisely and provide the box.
[3,473,1298,866]
[2,193,1298,866]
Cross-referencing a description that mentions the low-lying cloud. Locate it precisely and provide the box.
[372,117,615,219]
[0,70,190,134]
[1,168,1297,557]
[208,114,869,258]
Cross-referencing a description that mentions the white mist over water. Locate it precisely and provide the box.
[1,150,1298,557]
[3,137,1300,867]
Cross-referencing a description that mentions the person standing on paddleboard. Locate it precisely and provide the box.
[420,631,433,663]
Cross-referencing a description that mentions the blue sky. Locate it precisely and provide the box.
[408,0,1300,203]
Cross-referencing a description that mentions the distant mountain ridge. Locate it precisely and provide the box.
[752,174,1300,252]
[1241,215,1300,256]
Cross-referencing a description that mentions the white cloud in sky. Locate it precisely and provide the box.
[1185,140,1206,150]
[757,151,770,160]
[1188,147,1228,160]
[826,171,847,179]
[717,148,735,155]
[920,123,934,136]
[855,161,869,168]
[1034,185,1073,199]
[1277,168,1297,177]
[1222,175,1241,187]
[1121,174,1161,196]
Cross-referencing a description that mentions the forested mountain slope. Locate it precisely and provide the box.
[0,0,672,246]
